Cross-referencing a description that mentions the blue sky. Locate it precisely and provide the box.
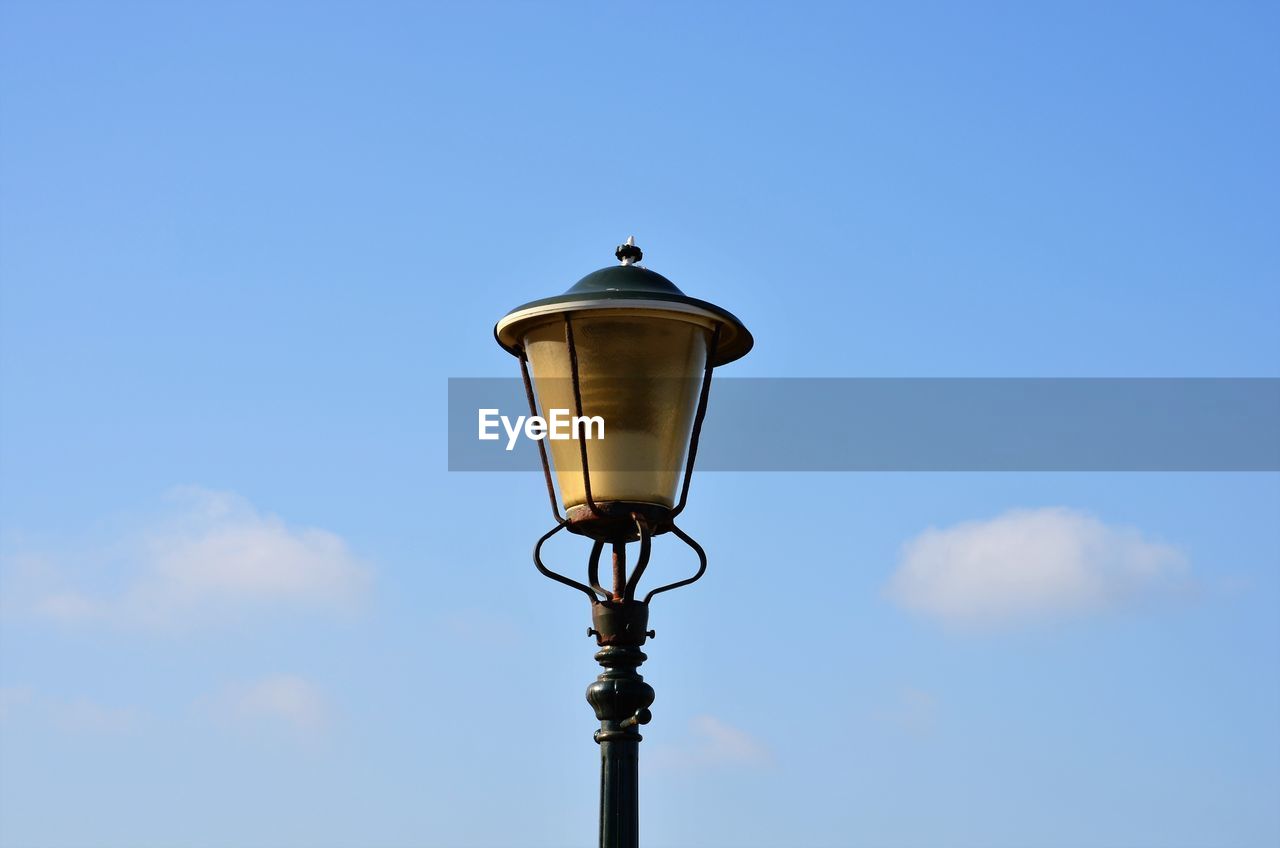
[1,2,1278,847]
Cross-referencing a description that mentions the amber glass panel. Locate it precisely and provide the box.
[523,311,711,510]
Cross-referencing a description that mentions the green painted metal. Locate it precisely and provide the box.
[587,600,656,848]
[494,261,754,366]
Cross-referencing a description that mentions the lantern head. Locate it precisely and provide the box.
[495,238,752,542]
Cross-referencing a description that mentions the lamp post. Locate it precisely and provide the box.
[495,238,752,848]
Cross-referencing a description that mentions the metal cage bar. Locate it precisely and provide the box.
[564,315,603,517]
[670,324,721,519]
[518,348,566,525]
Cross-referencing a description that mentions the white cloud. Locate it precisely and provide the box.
[212,674,331,735]
[7,487,370,629]
[0,686,139,733]
[887,507,1188,626]
[649,715,772,771]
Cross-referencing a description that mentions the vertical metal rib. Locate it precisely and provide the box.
[564,315,602,516]
[611,541,626,601]
[671,324,721,519]
[518,348,565,524]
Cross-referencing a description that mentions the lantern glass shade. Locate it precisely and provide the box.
[520,309,714,510]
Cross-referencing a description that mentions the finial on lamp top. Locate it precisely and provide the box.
[615,235,642,266]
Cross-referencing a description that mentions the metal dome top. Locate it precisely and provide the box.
[494,238,753,366]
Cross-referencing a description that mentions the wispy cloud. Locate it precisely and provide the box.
[649,715,772,771]
[209,674,332,735]
[4,487,370,629]
[0,686,140,734]
[887,507,1188,627]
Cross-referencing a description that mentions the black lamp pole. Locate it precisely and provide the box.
[587,599,654,848]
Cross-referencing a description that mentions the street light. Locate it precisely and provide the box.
[495,237,752,848]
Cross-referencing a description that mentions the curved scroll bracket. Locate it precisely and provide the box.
[533,520,707,606]
[642,523,708,604]
[622,514,653,601]
[534,523,603,603]
[586,540,610,600]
